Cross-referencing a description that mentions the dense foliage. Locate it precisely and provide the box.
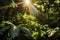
[0,0,60,40]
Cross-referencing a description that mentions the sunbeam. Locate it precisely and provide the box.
[23,0,38,15]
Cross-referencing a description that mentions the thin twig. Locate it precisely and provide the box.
[0,2,24,10]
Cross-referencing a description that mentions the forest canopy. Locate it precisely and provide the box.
[0,0,60,40]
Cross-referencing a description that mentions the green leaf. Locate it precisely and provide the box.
[20,27,32,37]
[9,26,20,38]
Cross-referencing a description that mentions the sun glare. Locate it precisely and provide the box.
[25,0,30,5]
